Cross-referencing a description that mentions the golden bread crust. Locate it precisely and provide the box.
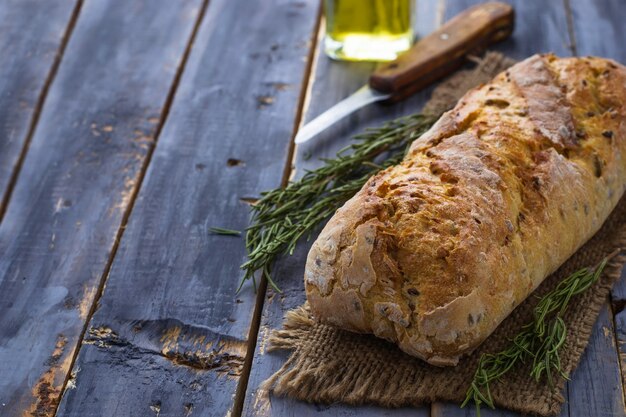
[304,54,626,366]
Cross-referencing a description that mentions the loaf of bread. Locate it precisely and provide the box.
[304,54,626,366]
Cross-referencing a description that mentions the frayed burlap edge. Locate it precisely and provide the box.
[261,52,626,416]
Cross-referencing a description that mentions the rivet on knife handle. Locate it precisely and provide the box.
[369,2,515,102]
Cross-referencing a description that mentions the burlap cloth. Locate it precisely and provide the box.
[263,53,626,416]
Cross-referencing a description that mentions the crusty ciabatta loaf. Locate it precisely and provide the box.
[304,54,626,366]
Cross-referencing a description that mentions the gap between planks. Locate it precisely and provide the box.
[0,0,84,223]
[562,0,578,57]
[606,300,626,414]
[230,4,324,417]
[51,0,212,414]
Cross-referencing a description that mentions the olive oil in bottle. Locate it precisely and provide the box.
[324,0,414,62]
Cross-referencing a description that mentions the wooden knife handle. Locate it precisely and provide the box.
[369,2,514,102]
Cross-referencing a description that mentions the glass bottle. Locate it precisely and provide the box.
[324,0,414,62]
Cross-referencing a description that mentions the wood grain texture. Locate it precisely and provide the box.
[240,1,441,415]
[0,0,79,218]
[431,403,523,417]
[566,0,626,63]
[55,0,321,416]
[441,0,573,58]
[614,309,626,399]
[566,303,624,416]
[0,1,203,415]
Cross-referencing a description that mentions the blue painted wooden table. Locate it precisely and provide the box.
[0,1,623,416]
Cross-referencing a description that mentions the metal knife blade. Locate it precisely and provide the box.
[294,85,390,144]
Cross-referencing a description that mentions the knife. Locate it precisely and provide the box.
[294,2,515,144]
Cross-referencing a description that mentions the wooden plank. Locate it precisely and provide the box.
[566,303,624,416]
[442,0,573,59]
[0,1,204,416]
[241,1,441,415]
[0,0,79,219]
[431,403,525,417]
[566,0,626,63]
[55,0,321,416]
[614,309,626,398]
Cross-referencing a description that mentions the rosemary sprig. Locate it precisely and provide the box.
[239,113,438,291]
[209,227,242,236]
[462,255,612,416]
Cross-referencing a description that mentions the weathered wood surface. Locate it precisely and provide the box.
[566,303,624,416]
[0,0,79,219]
[614,309,626,398]
[442,0,573,58]
[56,0,321,416]
[0,1,204,415]
[241,1,440,415]
[567,0,626,62]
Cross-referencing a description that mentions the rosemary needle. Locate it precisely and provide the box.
[462,255,612,416]
[239,113,438,292]
[209,227,242,236]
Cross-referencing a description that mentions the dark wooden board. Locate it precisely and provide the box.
[614,309,626,395]
[442,0,573,59]
[0,0,79,218]
[567,0,626,62]
[55,0,321,416]
[566,303,624,416]
[431,403,528,417]
[0,1,204,415]
[241,1,440,415]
